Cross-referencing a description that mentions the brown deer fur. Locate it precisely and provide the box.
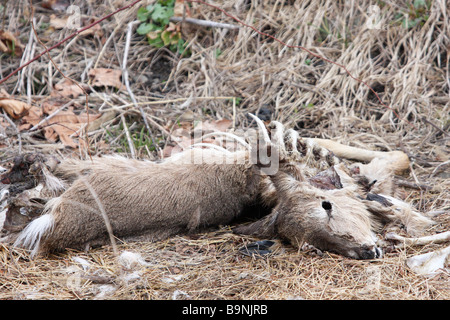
[2,117,433,260]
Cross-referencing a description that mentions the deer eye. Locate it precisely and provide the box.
[322,201,332,218]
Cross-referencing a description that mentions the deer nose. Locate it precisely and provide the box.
[359,245,382,260]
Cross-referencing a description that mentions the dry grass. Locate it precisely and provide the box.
[0,0,449,299]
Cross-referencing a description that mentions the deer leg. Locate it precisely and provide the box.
[310,138,410,174]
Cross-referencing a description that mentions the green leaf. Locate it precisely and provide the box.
[137,7,150,22]
[413,0,426,8]
[136,23,153,35]
[158,0,175,5]
[151,4,174,25]
[148,36,165,48]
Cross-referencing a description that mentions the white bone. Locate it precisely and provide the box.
[190,143,233,154]
[248,113,271,144]
[385,231,450,246]
[268,121,285,153]
[406,245,450,276]
[284,129,300,153]
[310,138,410,174]
[199,132,251,150]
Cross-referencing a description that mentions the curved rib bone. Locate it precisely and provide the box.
[199,132,251,150]
[247,113,271,144]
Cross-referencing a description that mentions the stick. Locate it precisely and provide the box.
[120,114,136,159]
[29,100,74,131]
[122,20,156,150]
[170,16,240,29]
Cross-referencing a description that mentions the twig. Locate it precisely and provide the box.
[396,178,433,191]
[98,96,237,112]
[422,117,449,137]
[430,160,450,178]
[29,100,74,132]
[120,114,136,159]
[170,16,240,29]
[122,20,156,150]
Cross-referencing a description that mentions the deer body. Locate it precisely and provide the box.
[15,157,261,255]
[3,116,433,260]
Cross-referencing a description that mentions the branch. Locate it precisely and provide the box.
[170,16,240,29]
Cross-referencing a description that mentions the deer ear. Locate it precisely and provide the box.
[233,207,281,238]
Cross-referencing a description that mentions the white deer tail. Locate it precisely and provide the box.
[13,197,60,257]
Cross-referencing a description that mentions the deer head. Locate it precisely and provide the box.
[235,170,381,260]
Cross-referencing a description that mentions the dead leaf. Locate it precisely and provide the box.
[174,0,191,17]
[51,79,88,98]
[48,15,103,37]
[49,14,67,30]
[0,99,31,119]
[49,122,82,148]
[0,88,10,98]
[88,68,125,90]
[0,30,24,57]
[79,18,104,37]
[194,119,232,133]
[41,0,70,11]
[19,104,101,148]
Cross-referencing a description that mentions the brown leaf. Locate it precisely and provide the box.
[0,30,24,57]
[88,68,125,90]
[50,122,82,148]
[41,0,70,11]
[0,88,10,98]
[51,79,87,98]
[174,0,191,17]
[49,14,67,30]
[19,106,43,130]
[194,119,232,133]
[19,104,101,148]
[0,99,31,119]
[79,18,104,37]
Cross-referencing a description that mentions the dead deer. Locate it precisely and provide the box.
[0,114,434,260]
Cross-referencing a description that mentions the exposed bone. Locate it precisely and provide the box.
[247,113,270,144]
[0,116,431,261]
[385,231,450,246]
[406,245,450,276]
[311,138,410,174]
[190,143,232,154]
[268,121,286,154]
[198,132,251,150]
